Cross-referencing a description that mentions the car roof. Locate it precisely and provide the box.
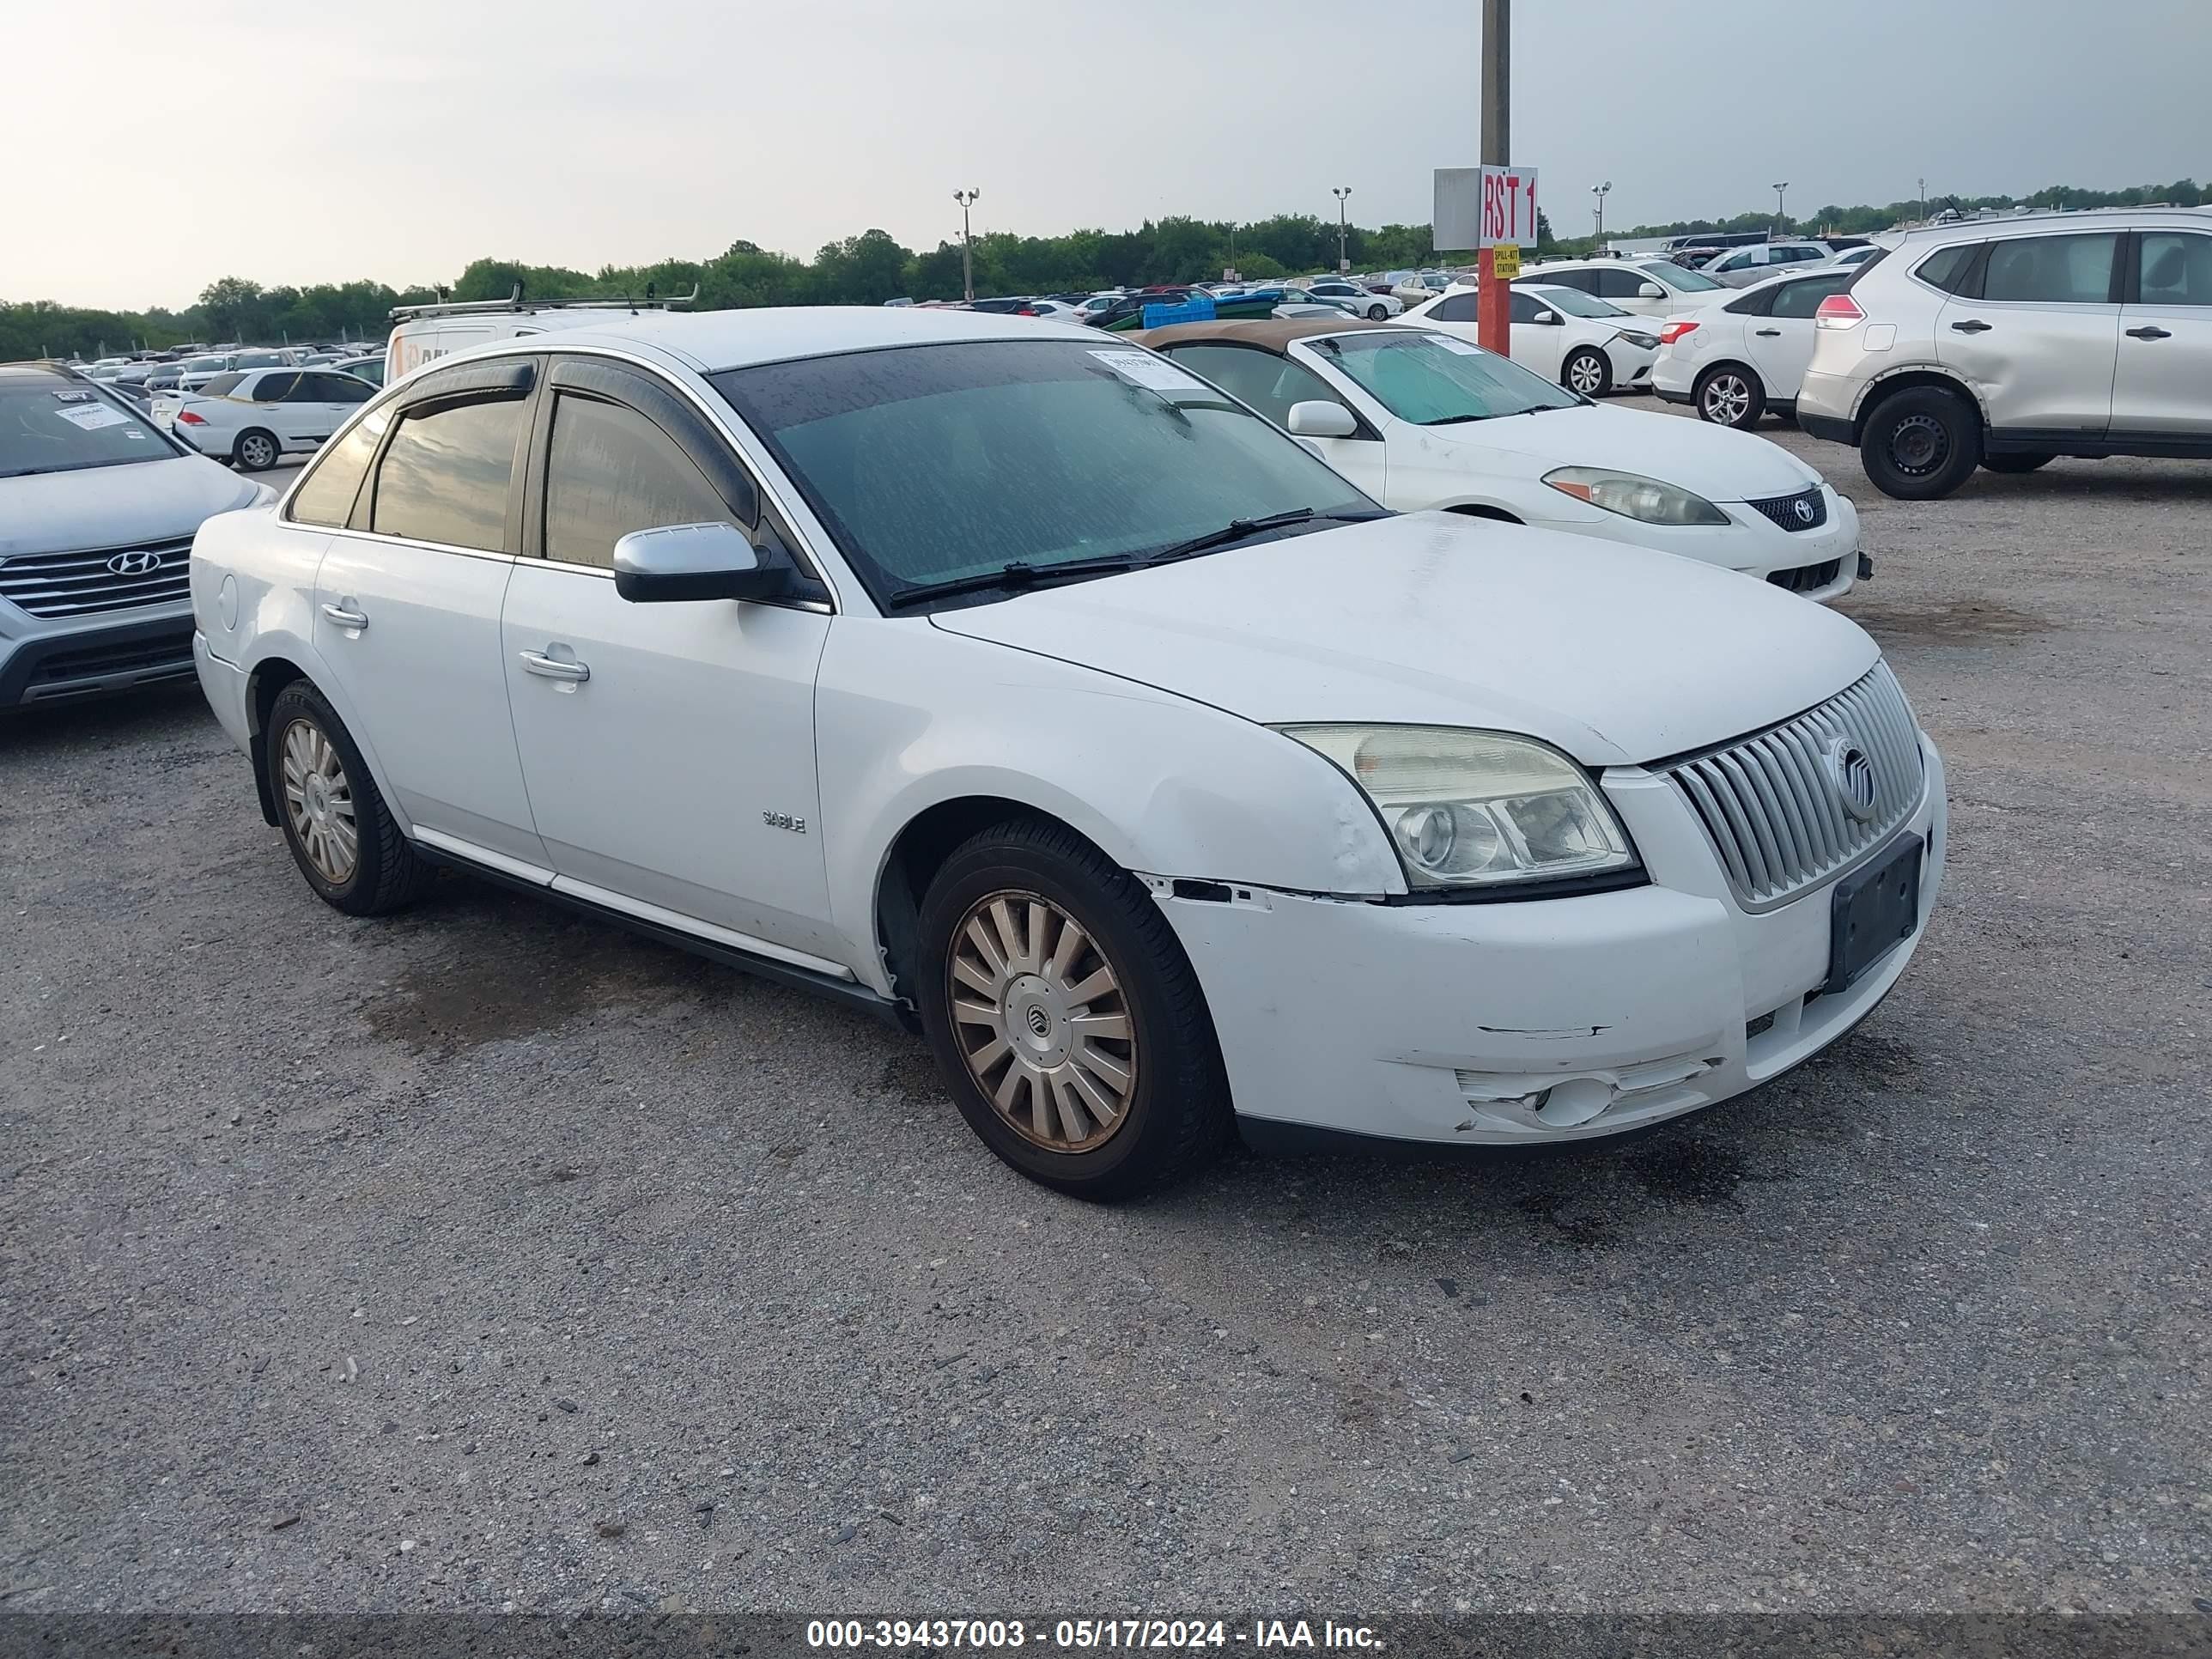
[1130,317,1401,352]
[1881,204,2211,247]
[0,360,79,383]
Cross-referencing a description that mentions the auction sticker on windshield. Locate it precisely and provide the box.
[1088,349,1209,394]
[55,403,131,431]
[1428,334,1485,356]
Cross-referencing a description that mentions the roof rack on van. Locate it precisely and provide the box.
[387,283,700,323]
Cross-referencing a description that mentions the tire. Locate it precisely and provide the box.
[234,428,281,471]
[1693,364,1765,428]
[1981,452,2056,474]
[1858,385,1983,500]
[1563,347,1612,398]
[914,818,1231,1200]
[264,681,429,916]
[1366,303,1390,321]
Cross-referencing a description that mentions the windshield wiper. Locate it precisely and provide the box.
[1145,506,1383,562]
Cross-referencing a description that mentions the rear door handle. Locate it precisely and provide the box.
[519,649,590,684]
[1949,319,1992,334]
[1754,328,1782,337]
[2125,325,2172,340]
[319,602,368,630]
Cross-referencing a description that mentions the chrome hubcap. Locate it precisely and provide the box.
[1704,375,1751,423]
[1569,355,1603,392]
[280,718,358,884]
[948,891,1138,1153]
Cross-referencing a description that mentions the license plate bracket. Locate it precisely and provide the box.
[1826,832,1923,995]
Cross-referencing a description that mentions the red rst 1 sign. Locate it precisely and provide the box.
[1478,166,1539,248]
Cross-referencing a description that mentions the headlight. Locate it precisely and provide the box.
[1542,466,1729,526]
[1277,725,1639,890]
[1618,330,1660,350]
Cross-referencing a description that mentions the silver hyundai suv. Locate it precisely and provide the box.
[1,362,270,707]
[1796,207,2212,498]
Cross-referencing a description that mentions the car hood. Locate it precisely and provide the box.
[0,453,264,556]
[1431,401,1819,501]
[927,512,1881,767]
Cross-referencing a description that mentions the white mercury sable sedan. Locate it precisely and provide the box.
[190,307,1946,1200]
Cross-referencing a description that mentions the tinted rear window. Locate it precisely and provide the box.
[1913,244,1980,295]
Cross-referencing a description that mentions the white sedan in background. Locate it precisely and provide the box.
[1402,283,1660,397]
[1137,317,1862,600]
[157,366,377,470]
[1304,280,1401,320]
[1651,265,1858,428]
[1514,258,1728,320]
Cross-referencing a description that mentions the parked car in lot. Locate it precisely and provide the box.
[386,287,696,382]
[188,307,1941,1197]
[1304,280,1401,320]
[1797,207,2212,497]
[157,367,377,471]
[1813,244,1883,273]
[1403,283,1662,397]
[1517,258,1728,319]
[1135,318,1862,599]
[1702,241,1836,287]
[1,362,270,706]
[177,354,236,392]
[332,353,386,386]
[1651,266,1859,428]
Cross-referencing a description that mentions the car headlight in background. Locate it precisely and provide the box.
[1616,330,1661,350]
[1276,725,1638,890]
[1542,466,1729,526]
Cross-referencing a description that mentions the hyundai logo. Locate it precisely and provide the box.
[1825,737,1879,822]
[1792,497,1816,525]
[106,550,166,575]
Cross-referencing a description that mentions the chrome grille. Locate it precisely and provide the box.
[1662,663,1923,910]
[1745,486,1828,532]
[0,536,194,618]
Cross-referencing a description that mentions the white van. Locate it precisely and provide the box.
[385,286,697,383]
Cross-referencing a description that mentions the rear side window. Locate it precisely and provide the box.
[1769,274,1852,319]
[289,409,389,528]
[1430,291,1480,322]
[253,373,301,402]
[1912,244,1978,295]
[1723,286,1778,316]
[370,399,522,551]
[1540,269,1595,293]
[198,373,243,398]
[542,394,736,569]
[1981,234,2119,305]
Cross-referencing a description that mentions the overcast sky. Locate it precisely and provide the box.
[8,0,2205,311]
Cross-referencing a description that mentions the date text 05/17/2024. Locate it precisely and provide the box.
[805,1619,1384,1650]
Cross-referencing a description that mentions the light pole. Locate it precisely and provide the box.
[1331,187,1352,274]
[953,187,981,303]
[1591,180,1612,244]
[1771,181,1789,234]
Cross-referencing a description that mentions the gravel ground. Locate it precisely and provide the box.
[3,417,2209,1616]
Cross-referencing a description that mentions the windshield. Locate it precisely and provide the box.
[1308,331,1578,423]
[0,384,167,477]
[184,356,228,374]
[234,351,286,368]
[1645,262,1722,292]
[712,340,1375,605]
[1531,287,1630,319]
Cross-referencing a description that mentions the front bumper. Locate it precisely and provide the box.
[1161,735,1946,1150]
[1531,486,1859,601]
[0,606,197,707]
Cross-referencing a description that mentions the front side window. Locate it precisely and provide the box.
[1981,234,2119,305]
[543,394,736,568]
[1163,343,1350,428]
[299,373,374,404]
[289,408,390,527]
[0,382,167,478]
[1308,331,1578,424]
[2138,232,2212,306]
[1594,268,1656,299]
[1507,290,1544,324]
[1646,262,1721,292]
[1534,288,1628,319]
[369,398,522,551]
[712,339,1373,604]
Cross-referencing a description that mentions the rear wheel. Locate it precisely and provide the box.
[264,681,428,916]
[915,819,1230,1200]
[1693,364,1765,428]
[1981,452,2056,474]
[234,428,281,471]
[1366,303,1390,320]
[1859,385,1983,499]
[1563,347,1612,398]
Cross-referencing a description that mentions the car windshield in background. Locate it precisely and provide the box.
[1311,331,1579,424]
[713,340,1375,607]
[1534,288,1630,319]
[184,357,228,374]
[0,385,164,477]
[1650,263,1723,292]
[234,351,286,368]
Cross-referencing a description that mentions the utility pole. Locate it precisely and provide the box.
[953,188,981,303]
[1591,180,1612,244]
[1917,176,1928,224]
[1332,187,1352,273]
[1772,181,1789,234]
[1476,0,1510,355]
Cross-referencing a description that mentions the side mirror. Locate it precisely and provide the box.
[1638,283,1666,300]
[1286,400,1358,439]
[1534,309,1559,325]
[612,520,793,604]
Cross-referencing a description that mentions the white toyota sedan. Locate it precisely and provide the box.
[1401,282,1661,397]
[189,308,1944,1199]
[1138,317,1863,600]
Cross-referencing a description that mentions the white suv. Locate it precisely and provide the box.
[1797,208,2212,498]
[188,308,1943,1198]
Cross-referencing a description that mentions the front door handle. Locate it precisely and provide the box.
[1949,319,1993,334]
[519,649,590,684]
[2125,325,2172,340]
[1754,328,1782,337]
[319,602,368,630]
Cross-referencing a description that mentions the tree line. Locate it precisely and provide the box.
[5,179,2197,362]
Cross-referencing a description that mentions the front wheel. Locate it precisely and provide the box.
[915,819,1231,1200]
[1981,452,2056,474]
[1563,347,1612,398]
[1693,364,1765,428]
[234,428,281,471]
[1367,303,1390,320]
[1859,385,1983,500]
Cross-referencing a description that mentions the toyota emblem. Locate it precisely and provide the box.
[106,550,165,575]
[1792,497,1815,525]
[1825,736,1878,822]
